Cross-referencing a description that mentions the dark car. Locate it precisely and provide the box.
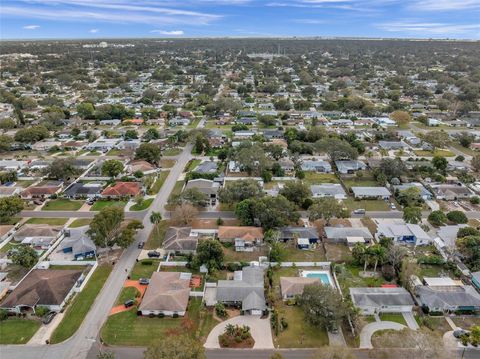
[147,250,161,258]
[42,311,57,325]
[137,241,145,249]
[124,299,135,308]
[139,278,150,285]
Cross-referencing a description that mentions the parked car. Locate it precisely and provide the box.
[147,250,161,258]
[353,208,366,214]
[33,199,43,205]
[390,203,397,210]
[86,198,95,205]
[124,299,135,308]
[42,311,57,325]
[137,241,145,249]
[139,278,150,285]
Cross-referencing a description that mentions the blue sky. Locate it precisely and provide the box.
[1,1,479,40]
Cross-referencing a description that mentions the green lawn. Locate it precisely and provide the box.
[303,172,339,185]
[166,181,185,209]
[274,304,329,348]
[223,244,268,262]
[335,264,387,293]
[0,318,41,344]
[116,287,141,305]
[145,220,168,250]
[90,200,127,211]
[148,171,169,195]
[101,298,215,346]
[379,313,407,326]
[26,217,68,225]
[130,259,160,280]
[282,244,327,262]
[342,176,378,190]
[0,241,18,253]
[50,264,112,343]
[162,147,182,156]
[130,198,154,211]
[187,118,201,128]
[69,218,92,228]
[42,199,83,211]
[414,149,455,157]
[418,264,453,280]
[186,159,201,172]
[343,198,391,211]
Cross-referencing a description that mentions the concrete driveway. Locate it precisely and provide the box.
[204,315,274,349]
[359,321,407,349]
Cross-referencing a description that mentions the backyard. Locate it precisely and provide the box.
[343,198,391,212]
[42,199,83,211]
[0,317,41,344]
[303,172,339,185]
[130,259,161,280]
[335,264,387,293]
[162,147,183,156]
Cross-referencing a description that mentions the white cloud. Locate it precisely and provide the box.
[410,0,480,11]
[89,28,99,33]
[23,25,40,29]
[377,20,480,35]
[292,19,327,24]
[150,30,184,35]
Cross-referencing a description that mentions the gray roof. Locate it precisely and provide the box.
[311,183,346,197]
[335,160,366,172]
[216,266,266,311]
[377,223,430,241]
[472,272,480,283]
[301,160,331,172]
[393,183,432,198]
[64,182,103,197]
[416,285,480,309]
[324,226,373,240]
[378,141,408,149]
[279,227,319,240]
[61,226,96,255]
[163,227,198,252]
[352,186,391,197]
[195,161,218,174]
[350,287,414,307]
[184,179,220,195]
[436,224,468,248]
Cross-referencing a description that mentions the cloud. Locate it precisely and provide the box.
[89,28,99,33]
[150,30,184,35]
[409,0,480,11]
[23,25,40,29]
[292,19,327,24]
[377,20,480,35]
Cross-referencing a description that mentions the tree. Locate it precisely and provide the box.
[124,129,138,140]
[0,134,13,152]
[234,143,271,176]
[308,197,348,225]
[150,211,162,225]
[472,154,480,172]
[315,138,358,161]
[403,206,422,224]
[299,284,351,331]
[397,187,422,207]
[144,334,205,359]
[143,128,160,141]
[135,143,161,165]
[421,130,450,150]
[253,195,299,230]
[369,244,386,272]
[279,181,311,207]
[171,204,198,226]
[0,196,23,223]
[44,157,81,182]
[169,188,208,207]
[10,245,38,268]
[102,159,124,178]
[447,210,468,224]
[432,156,448,171]
[377,158,407,181]
[117,220,144,248]
[0,118,16,130]
[399,259,419,290]
[456,236,480,271]
[234,199,255,226]
[141,107,160,120]
[218,179,263,204]
[77,102,95,119]
[386,245,407,271]
[194,239,224,271]
[87,207,126,248]
[457,226,480,238]
[428,210,447,226]
[390,110,411,125]
[458,132,474,148]
[269,241,286,263]
[14,125,49,143]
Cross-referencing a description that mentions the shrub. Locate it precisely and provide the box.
[471,196,480,205]
[457,227,480,238]
[280,317,288,330]
[141,260,153,266]
[172,313,179,318]
[234,335,242,343]
[428,210,447,226]
[215,303,228,318]
[382,264,396,281]
[417,255,445,265]
[447,211,468,224]
[0,309,8,321]
[35,306,50,317]
[219,335,229,347]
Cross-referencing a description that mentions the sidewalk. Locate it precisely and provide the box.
[28,312,65,344]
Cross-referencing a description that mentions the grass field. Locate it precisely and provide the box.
[303,172,339,185]
[50,264,112,343]
[186,159,201,172]
[145,220,168,250]
[42,199,83,211]
[414,149,455,157]
[101,298,216,346]
[162,147,182,156]
[130,259,160,280]
[343,198,391,211]
[68,218,92,228]
[90,200,127,211]
[336,264,387,293]
[116,287,141,305]
[0,318,41,344]
[342,176,378,190]
[379,313,407,326]
[148,171,169,195]
[130,198,154,211]
[25,217,68,225]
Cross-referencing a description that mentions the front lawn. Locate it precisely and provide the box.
[90,200,127,211]
[343,198,391,212]
[148,171,169,195]
[101,298,216,346]
[145,220,168,250]
[130,198,154,211]
[116,287,141,305]
[162,147,182,156]
[50,264,112,343]
[379,313,407,326]
[186,159,201,172]
[303,172,339,185]
[68,218,92,228]
[26,217,68,225]
[130,259,160,280]
[42,199,83,211]
[0,318,41,344]
[414,149,455,157]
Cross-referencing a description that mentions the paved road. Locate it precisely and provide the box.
[0,144,193,359]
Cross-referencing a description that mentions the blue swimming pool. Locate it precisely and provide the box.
[302,271,333,286]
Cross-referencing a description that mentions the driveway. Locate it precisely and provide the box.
[359,321,407,349]
[204,315,274,349]
[402,312,419,330]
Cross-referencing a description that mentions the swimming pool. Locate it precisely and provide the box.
[301,270,334,287]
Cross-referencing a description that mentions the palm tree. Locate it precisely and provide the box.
[370,244,386,272]
[150,211,162,225]
[225,324,236,336]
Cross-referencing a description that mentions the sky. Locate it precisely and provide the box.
[1,0,480,40]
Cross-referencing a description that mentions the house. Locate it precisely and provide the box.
[0,186,21,198]
[116,139,141,150]
[393,183,433,200]
[218,226,264,252]
[13,224,63,249]
[64,182,103,199]
[0,269,83,313]
[263,129,284,140]
[184,179,220,201]
[335,160,366,174]
[139,272,190,317]
[21,181,63,199]
[279,227,319,249]
[59,226,96,260]
[31,140,62,151]
[0,160,28,171]
[324,226,373,244]
[431,184,473,201]
[169,118,190,126]
[101,181,142,198]
[415,278,480,313]
[163,227,198,254]
[351,186,391,200]
[280,277,321,300]
[236,117,257,125]
[278,158,295,173]
[86,138,119,152]
[378,141,409,150]
[127,160,158,175]
[311,183,347,200]
[194,161,218,174]
[301,159,332,173]
[376,223,431,246]
[349,287,414,315]
[472,272,480,291]
[216,266,266,315]
[233,131,256,140]
[435,224,468,251]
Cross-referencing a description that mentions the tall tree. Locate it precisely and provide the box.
[279,181,311,207]
[101,159,124,178]
[308,197,348,225]
[403,206,422,224]
[11,246,38,268]
[87,206,127,249]
[135,143,161,165]
[0,196,23,223]
[44,157,81,182]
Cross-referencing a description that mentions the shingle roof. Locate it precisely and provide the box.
[101,181,141,196]
[416,285,480,309]
[280,277,321,297]
[139,272,190,312]
[324,226,373,239]
[14,224,62,241]
[350,287,414,307]
[279,227,319,240]
[218,226,264,242]
[163,227,198,251]
[351,187,391,197]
